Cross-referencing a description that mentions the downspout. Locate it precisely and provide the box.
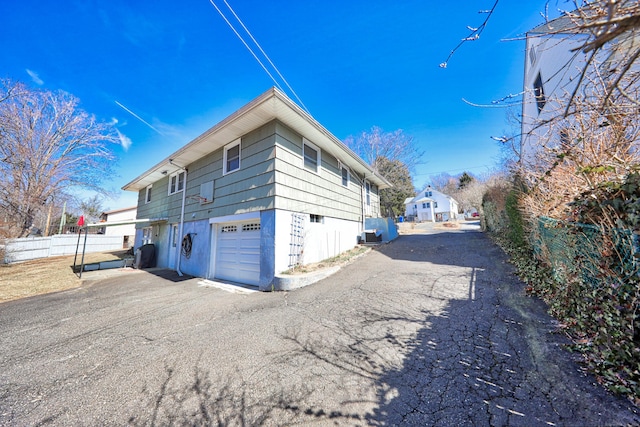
[360,173,367,233]
[172,160,188,277]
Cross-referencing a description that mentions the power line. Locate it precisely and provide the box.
[208,0,284,93]
[208,0,309,114]
[221,0,310,114]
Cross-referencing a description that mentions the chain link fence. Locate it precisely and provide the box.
[532,216,639,286]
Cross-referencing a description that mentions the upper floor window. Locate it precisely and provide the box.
[169,171,185,195]
[425,191,432,197]
[528,46,537,67]
[303,138,320,173]
[533,72,546,114]
[145,185,152,204]
[224,139,241,174]
[365,181,371,206]
[341,165,349,187]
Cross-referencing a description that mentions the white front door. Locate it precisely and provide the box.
[214,221,261,286]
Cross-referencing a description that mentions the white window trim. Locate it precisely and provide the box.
[145,185,152,204]
[168,171,185,195]
[223,138,241,175]
[302,138,321,174]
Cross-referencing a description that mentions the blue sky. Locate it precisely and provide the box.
[1,1,566,210]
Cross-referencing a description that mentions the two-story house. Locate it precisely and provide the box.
[122,88,390,290]
[404,186,459,222]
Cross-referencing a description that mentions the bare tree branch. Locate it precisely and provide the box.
[0,79,119,237]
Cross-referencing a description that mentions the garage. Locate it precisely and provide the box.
[214,221,261,286]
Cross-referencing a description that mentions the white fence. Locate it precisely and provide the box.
[3,234,124,263]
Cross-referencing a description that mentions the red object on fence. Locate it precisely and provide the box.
[77,215,85,227]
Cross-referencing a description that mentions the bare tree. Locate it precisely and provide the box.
[345,126,422,218]
[428,172,458,195]
[0,79,119,237]
[344,126,423,173]
[79,195,107,224]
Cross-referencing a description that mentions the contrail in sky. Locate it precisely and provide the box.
[115,100,165,135]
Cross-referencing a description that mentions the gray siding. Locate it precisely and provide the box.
[134,119,381,230]
[273,122,379,221]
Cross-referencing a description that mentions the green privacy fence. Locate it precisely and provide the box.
[532,216,639,286]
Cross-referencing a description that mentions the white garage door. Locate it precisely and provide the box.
[215,221,261,286]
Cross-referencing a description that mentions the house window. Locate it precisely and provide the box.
[310,214,323,223]
[365,181,371,206]
[425,191,432,197]
[145,185,152,204]
[171,224,178,247]
[533,72,546,114]
[341,165,349,187]
[169,171,185,195]
[142,227,153,245]
[559,128,570,150]
[303,139,320,173]
[422,203,426,209]
[434,202,438,208]
[224,139,241,174]
[529,46,537,66]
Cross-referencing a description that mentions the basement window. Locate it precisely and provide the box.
[310,214,323,223]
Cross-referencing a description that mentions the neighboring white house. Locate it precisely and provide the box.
[404,186,459,222]
[99,206,137,249]
[521,14,589,165]
[122,88,392,290]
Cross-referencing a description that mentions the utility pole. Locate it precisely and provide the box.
[58,201,67,234]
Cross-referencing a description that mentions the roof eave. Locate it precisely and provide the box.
[122,88,391,192]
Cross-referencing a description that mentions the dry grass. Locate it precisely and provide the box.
[281,246,370,275]
[0,250,129,303]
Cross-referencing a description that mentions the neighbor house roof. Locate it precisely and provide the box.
[102,206,137,215]
[122,88,391,192]
[405,186,459,205]
[529,14,580,35]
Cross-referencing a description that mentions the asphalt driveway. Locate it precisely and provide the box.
[1,223,638,426]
